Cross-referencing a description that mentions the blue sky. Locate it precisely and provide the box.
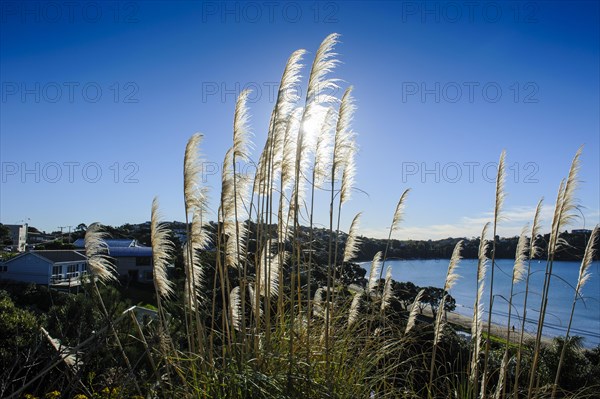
[1,1,598,240]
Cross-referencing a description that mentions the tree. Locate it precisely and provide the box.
[0,291,44,396]
[339,262,367,286]
[393,281,419,310]
[541,336,592,392]
[0,224,11,246]
[421,286,455,319]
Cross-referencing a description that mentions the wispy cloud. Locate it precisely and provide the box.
[360,205,599,241]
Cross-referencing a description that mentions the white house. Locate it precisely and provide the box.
[4,223,28,252]
[0,250,88,287]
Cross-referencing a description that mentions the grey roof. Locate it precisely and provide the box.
[32,250,87,263]
[73,238,138,248]
[108,247,152,257]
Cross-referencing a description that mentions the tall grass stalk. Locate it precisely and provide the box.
[331,133,356,303]
[150,198,177,389]
[380,189,410,282]
[183,133,205,354]
[254,47,305,356]
[469,223,489,397]
[429,240,462,398]
[405,288,425,335]
[514,198,543,398]
[551,225,598,399]
[286,32,340,392]
[231,89,252,354]
[327,86,355,305]
[85,223,142,396]
[481,150,506,398]
[305,107,334,380]
[498,225,529,398]
[528,147,582,399]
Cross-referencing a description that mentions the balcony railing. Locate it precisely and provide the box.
[50,272,88,286]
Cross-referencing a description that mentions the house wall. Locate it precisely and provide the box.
[51,261,87,284]
[114,257,153,282]
[0,253,50,284]
[0,254,87,285]
[115,256,136,276]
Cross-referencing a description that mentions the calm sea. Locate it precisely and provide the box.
[360,258,600,348]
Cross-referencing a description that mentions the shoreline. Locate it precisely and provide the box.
[421,308,555,346]
[357,257,559,263]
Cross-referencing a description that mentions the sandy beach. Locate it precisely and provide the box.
[421,309,554,346]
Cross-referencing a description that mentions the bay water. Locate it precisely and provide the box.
[360,258,600,347]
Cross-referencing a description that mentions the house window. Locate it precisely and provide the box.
[66,264,78,278]
[144,271,153,280]
[136,256,151,266]
[0,265,7,272]
[52,265,62,281]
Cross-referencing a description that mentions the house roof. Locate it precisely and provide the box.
[62,243,153,258]
[33,250,87,263]
[6,250,87,264]
[73,238,138,248]
[108,247,152,257]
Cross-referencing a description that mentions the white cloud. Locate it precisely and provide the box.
[360,205,599,240]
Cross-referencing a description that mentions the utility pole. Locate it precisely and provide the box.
[66,226,73,244]
[58,226,65,242]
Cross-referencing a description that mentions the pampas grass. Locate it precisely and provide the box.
[381,266,393,312]
[151,198,174,299]
[470,223,489,393]
[183,133,204,211]
[313,287,326,318]
[306,35,341,385]
[150,197,177,378]
[430,240,463,397]
[233,89,253,162]
[405,288,425,335]
[390,189,411,233]
[305,33,340,110]
[332,87,355,180]
[32,35,598,399]
[529,148,582,399]
[343,213,362,263]
[551,225,598,399]
[84,223,117,284]
[84,223,141,395]
[327,88,358,330]
[367,251,383,294]
[481,150,506,397]
[380,189,410,282]
[574,226,598,294]
[230,286,242,332]
[339,143,356,205]
[514,198,543,398]
[258,240,285,298]
[512,226,529,285]
[498,224,529,397]
[348,293,362,326]
[182,133,210,353]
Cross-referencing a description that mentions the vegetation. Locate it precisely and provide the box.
[19,221,595,262]
[1,34,599,398]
